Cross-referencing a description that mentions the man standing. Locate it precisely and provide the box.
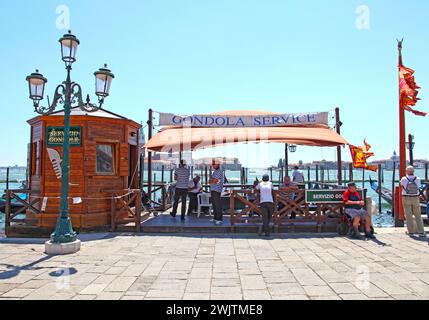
[401,166,425,237]
[187,175,203,215]
[171,160,190,221]
[292,166,305,189]
[209,159,224,225]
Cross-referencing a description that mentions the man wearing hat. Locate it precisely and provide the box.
[342,182,375,239]
[209,159,224,225]
[171,160,190,221]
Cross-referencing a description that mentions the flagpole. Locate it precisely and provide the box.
[397,39,406,226]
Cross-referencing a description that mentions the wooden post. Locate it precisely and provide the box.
[397,40,406,226]
[170,168,173,183]
[321,166,325,183]
[139,153,145,190]
[205,166,208,188]
[349,163,354,182]
[6,167,10,190]
[111,196,116,232]
[245,168,249,184]
[378,164,382,214]
[307,166,311,188]
[147,108,153,203]
[5,190,11,235]
[316,165,319,182]
[327,167,330,183]
[362,168,365,189]
[284,144,289,177]
[270,167,273,181]
[135,190,142,232]
[425,162,428,181]
[335,107,343,185]
[344,166,347,183]
[391,162,396,215]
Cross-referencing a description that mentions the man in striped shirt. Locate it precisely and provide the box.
[209,159,224,225]
[171,160,190,221]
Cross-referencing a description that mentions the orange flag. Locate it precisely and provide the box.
[349,140,378,172]
[399,64,426,116]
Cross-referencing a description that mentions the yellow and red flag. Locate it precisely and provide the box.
[399,64,426,116]
[349,140,377,172]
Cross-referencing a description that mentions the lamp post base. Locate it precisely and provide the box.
[45,239,81,255]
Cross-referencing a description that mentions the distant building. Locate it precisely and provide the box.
[385,151,400,170]
[193,157,242,171]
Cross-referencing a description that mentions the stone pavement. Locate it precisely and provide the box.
[0,228,428,300]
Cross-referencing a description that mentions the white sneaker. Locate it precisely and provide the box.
[215,220,223,225]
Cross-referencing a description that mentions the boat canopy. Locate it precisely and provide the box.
[144,110,348,153]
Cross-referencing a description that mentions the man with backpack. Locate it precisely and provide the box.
[400,166,426,237]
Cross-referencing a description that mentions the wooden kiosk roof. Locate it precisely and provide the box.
[144,110,348,152]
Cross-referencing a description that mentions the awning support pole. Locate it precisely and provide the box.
[147,108,153,203]
[335,107,343,185]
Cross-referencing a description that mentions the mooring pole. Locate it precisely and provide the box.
[6,167,10,191]
[147,108,153,203]
[397,39,406,227]
[378,164,382,214]
[362,168,365,189]
[425,162,428,181]
[391,162,396,215]
[335,107,343,185]
[316,165,319,182]
[348,163,354,182]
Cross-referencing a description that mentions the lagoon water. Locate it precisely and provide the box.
[2,167,427,232]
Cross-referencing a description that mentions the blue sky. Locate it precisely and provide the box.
[0,0,428,167]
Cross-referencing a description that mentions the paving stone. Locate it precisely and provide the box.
[329,283,361,294]
[104,276,137,292]
[243,290,271,300]
[303,285,336,297]
[1,288,34,298]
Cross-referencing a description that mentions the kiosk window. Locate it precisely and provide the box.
[96,144,115,174]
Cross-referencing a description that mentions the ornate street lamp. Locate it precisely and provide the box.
[406,134,415,166]
[288,144,297,153]
[26,31,114,250]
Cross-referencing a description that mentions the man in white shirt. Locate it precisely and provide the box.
[400,166,425,236]
[292,166,305,188]
[187,176,203,215]
[256,174,275,237]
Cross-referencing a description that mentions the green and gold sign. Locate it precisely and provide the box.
[46,126,82,147]
[305,189,364,204]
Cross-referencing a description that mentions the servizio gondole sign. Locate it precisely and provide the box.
[158,112,329,127]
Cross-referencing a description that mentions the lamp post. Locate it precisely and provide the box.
[26,31,114,253]
[406,134,415,167]
[284,144,297,177]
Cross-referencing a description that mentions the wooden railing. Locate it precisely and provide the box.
[106,189,142,232]
[143,183,172,212]
[229,188,347,231]
[5,189,40,236]
[229,190,263,226]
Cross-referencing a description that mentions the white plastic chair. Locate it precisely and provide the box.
[198,193,212,218]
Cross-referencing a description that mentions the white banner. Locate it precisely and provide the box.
[158,112,329,127]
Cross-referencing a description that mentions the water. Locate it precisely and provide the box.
[2,167,426,231]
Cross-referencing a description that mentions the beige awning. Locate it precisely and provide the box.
[145,110,348,152]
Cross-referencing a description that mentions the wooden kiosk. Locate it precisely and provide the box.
[24,107,141,231]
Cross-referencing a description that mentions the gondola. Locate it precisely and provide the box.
[369,178,393,204]
[0,193,26,213]
[370,177,428,215]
